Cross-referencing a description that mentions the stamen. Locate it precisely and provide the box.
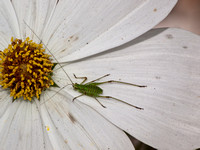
[0,37,54,101]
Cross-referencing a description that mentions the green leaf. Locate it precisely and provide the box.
[50,63,57,76]
[51,81,60,88]
[37,96,40,101]
[12,97,16,103]
[52,63,57,70]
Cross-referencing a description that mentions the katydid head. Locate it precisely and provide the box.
[73,83,79,90]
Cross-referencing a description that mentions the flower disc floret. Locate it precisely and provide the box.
[0,37,54,101]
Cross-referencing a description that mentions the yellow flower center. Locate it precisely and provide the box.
[0,37,54,101]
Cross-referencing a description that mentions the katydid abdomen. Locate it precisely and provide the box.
[73,83,103,97]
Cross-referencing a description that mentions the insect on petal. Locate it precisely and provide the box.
[55,28,200,150]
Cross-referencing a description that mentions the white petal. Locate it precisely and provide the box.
[11,0,57,40]
[37,94,71,150]
[0,32,10,50]
[0,90,12,117]
[54,28,200,149]
[0,0,20,42]
[42,0,177,62]
[0,99,52,150]
[39,90,135,150]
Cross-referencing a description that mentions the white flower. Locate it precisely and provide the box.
[0,0,200,150]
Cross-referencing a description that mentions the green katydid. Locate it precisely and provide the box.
[24,21,147,109]
[70,73,146,109]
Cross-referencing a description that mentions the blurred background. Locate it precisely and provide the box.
[156,0,200,35]
[130,0,200,149]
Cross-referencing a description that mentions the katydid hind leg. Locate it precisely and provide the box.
[98,95,143,110]
[73,74,88,84]
[93,80,146,88]
[87,74,110,83]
